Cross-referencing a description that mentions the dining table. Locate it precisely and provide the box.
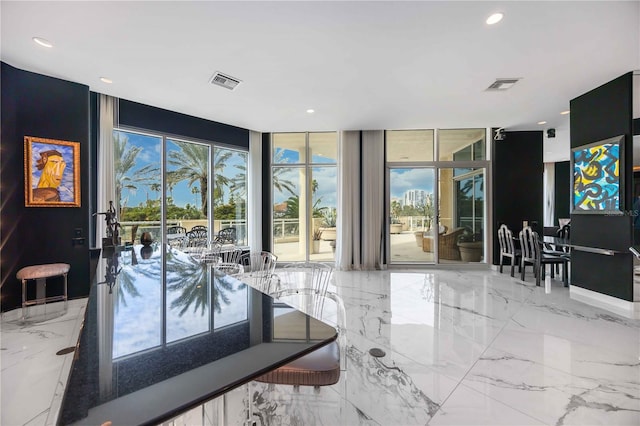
[58,244,337,426]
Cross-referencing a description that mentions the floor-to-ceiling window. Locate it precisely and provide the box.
[113,129,163,244]
[271,132,337,262]
[387,128,488,264]
[111,127,249,354]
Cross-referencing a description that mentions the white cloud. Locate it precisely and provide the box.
[390,169,435,199]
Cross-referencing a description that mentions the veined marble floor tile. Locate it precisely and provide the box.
[342,336,459,425]
[384,322,489,383]
[491,323,640,385]
[429,383,545,425]
[461,347,640,425]
[510,295,640,356]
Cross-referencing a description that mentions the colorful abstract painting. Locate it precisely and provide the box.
[572,137,621,212]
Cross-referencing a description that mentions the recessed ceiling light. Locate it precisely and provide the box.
[560,110,570,115]
[32,37,53,48]
[306,109,315,114]
[100,77,113,84]
[486,13,504,25]
[538,121,547,125]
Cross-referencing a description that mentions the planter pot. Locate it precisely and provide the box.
[312,240,321,254]
[458,241,483,262]
[140,232,154,246]
[414,231,424,247]
[320,227,337,241]
[390,224,403,234]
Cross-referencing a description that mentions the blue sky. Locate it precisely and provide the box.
[272,147,337,207]
[390,168,435,201]
[116,131,246,209]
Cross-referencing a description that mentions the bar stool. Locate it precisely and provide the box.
[16,263,70,320]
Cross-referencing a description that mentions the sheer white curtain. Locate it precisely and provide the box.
[336,131,361,270]
[96,94,117,248]
[543,162,555,226]
[248,130,262,252]
[361,130,386,269]
[97,96,117,385]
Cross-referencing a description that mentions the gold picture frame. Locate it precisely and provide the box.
[24,136,81,207]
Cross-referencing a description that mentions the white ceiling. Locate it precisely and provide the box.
[1,1,639,154]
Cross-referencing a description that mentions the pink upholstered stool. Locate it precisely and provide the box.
[17,263,70,319]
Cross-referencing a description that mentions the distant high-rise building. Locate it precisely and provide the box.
[404,189,426,207]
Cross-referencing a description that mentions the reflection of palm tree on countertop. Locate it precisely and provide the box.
[117,249,239,316]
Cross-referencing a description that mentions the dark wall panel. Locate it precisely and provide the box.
[1,62,91,311]
[262,133,272,251]
[492,131,544,264]
[118,99,249,149]
[554,161,571,224]
[570,72,634,301]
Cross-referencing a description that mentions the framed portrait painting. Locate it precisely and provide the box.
[24,136,81,207]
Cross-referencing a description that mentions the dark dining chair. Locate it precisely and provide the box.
[186,228,208,244]
[557,224,570,239]
[497,224,521,277]
[520,226,569,287]
[167,225,187,235]
[214,227,237,245]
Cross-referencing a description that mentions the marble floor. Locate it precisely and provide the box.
[2,269,640,425]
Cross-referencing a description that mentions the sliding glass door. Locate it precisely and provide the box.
[389,168,436,262]
[387,129,488,265]
[112,128,249,348]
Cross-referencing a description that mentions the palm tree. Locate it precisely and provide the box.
[150,183,161,199]
[230,150,296,200]
[113,133,157,215]
[272,150,297,196]
[167,141,210,216]
[212,148,233,207]
[191,185,200,209]
[167,144,238,216]
[229,153,248,198]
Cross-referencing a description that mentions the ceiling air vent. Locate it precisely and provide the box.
[209,72,241,90]
[485,78,521,91]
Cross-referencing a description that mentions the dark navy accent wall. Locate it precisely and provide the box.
[1,62,91,311]
[570,72,634,301]
[554,161,571,224]
[118,99,249,149]
[492,131,544,264]
[262,133,272,251]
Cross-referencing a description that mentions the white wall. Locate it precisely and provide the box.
[543,123,570,163]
